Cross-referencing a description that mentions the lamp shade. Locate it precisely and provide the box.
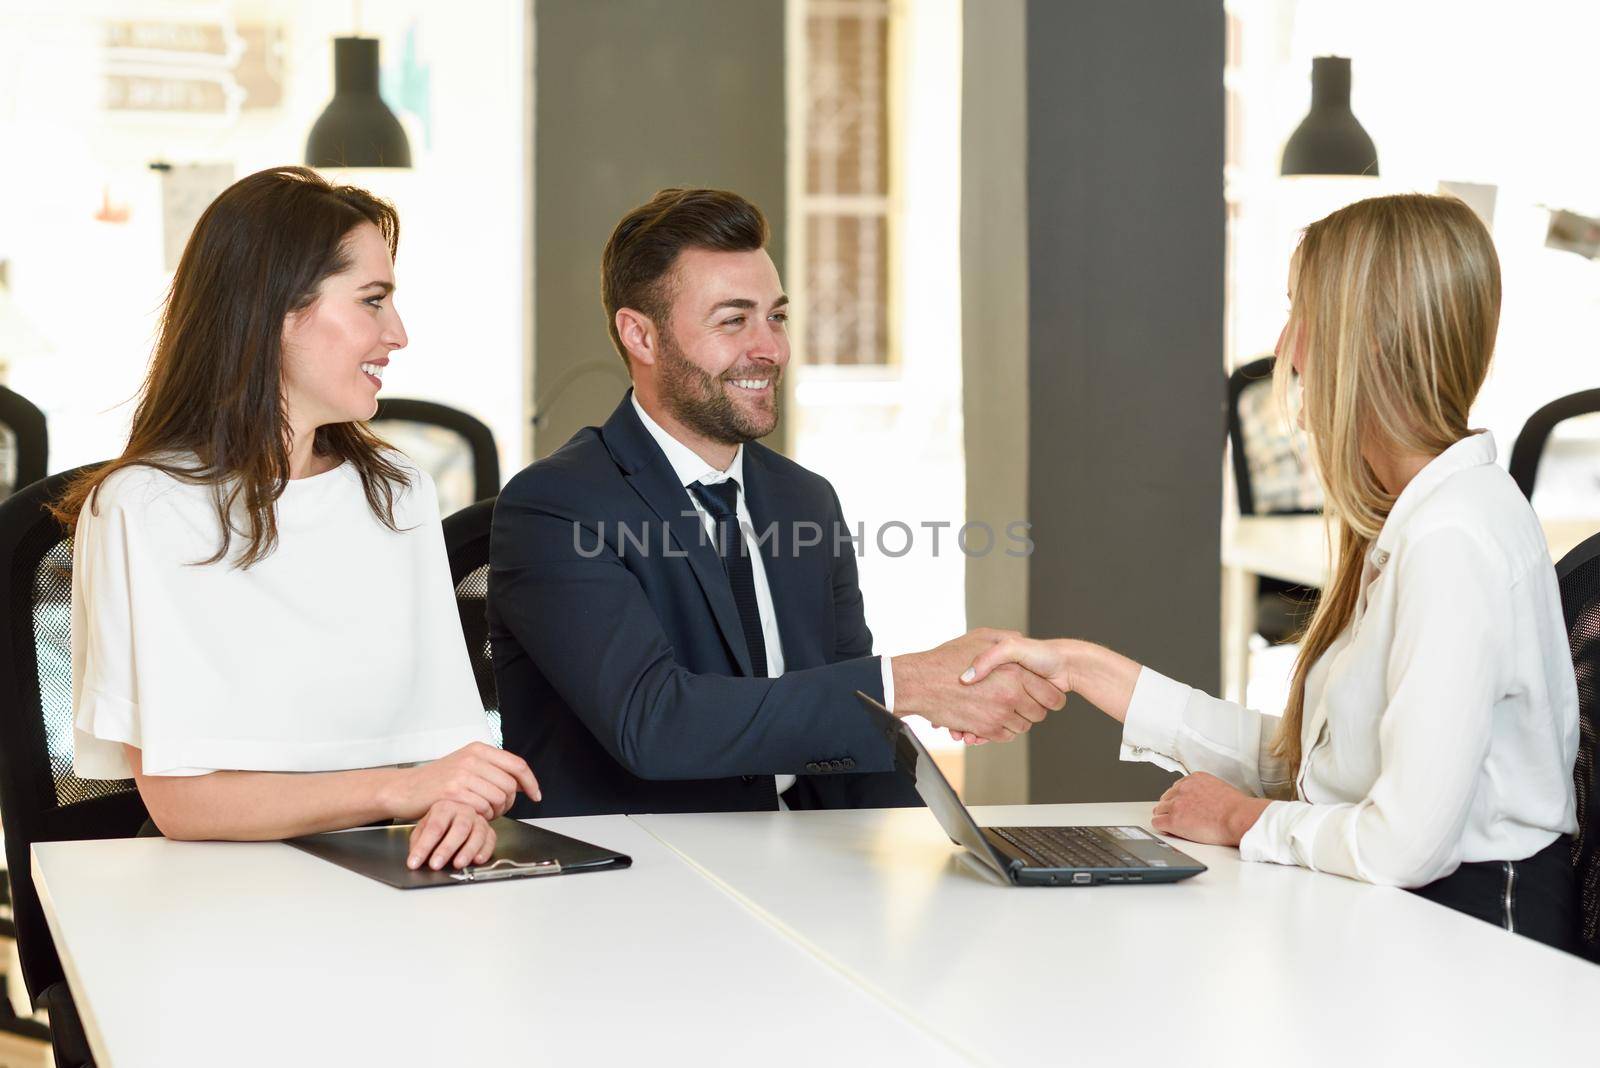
[305,37,412,168]
[1280,56,1378,177]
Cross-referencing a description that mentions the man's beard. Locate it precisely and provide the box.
[656,329,781,445]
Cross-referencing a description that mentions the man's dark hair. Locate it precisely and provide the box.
[601,188,769,367]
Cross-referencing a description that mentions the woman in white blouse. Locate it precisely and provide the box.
[962,194,1581,952]
[56,166,540,872]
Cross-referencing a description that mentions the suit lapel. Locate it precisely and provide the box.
[603,394,754,676]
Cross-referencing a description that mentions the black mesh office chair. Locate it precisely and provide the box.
[1556,531,1600,963]
[442,497,500,748]
[1227,357,1321,642]
[0,466,147,1067]
[1509,388,1600,503]
[0,385,48,502]
[372,399,500,517]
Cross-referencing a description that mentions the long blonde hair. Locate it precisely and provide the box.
[1272,194,1501,773]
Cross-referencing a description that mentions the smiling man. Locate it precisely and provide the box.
[487,188,1064,816]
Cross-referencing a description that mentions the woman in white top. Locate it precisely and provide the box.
[56,166,540,872]
[962,194,1581,952]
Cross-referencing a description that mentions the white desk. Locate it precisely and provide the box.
[32,816,963,1067]
[1222,514,1599,702]
[636,804,1600,1066]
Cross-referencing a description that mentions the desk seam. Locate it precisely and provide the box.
[626,814,988,1067]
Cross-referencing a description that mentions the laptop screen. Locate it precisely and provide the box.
[854,692,1014,880]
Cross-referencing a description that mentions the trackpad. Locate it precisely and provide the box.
[1105,826,1175,867]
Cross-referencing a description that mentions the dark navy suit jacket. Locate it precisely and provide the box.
[487,392,921,816]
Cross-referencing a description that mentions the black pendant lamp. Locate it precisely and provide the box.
[305,37,412,168]
[1280,56,1378,177]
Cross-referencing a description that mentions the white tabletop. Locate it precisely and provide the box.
[32,816,963,1067]
[635,803,1600,1066]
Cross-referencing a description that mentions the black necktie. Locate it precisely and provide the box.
[688,479,769,677]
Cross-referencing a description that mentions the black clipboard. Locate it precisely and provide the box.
[287,818,632,889]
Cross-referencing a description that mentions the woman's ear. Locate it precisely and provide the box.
[282,303,309,349]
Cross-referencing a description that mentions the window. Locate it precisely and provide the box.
[796,0,893,367]
[788,0,967,782]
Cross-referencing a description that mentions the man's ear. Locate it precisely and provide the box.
[616,308,659,368]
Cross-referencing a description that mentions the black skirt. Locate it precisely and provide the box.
[1409,834,1580,956]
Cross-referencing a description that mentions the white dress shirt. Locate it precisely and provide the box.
[632,396,894,799]
[72,455,491,779]
[1121,431,1579,887]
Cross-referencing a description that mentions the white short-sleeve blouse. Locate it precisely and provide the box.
[70,455,492,779]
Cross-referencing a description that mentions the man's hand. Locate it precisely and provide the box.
[890,628,1066,743]
[1150,772,1270,846]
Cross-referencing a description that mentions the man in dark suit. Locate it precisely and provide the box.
[488,188,1063,817]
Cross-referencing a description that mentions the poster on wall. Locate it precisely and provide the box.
[1546,209,1600,260]
[102,11,282,120]
[156,163,234,271]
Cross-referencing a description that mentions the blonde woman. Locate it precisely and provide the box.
[962,194,1580,952]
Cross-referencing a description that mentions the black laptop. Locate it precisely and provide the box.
[856,692,1206,886]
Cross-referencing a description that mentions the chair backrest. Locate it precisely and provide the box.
[1509,389,1600,503]
[442,496,500,747]
[0,467,148,1004]
[1556,531,1600,962]
[1226,356,1321,517]
[0,385,48,501]
[372,399,500,516]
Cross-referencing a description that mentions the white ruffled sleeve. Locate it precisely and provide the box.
[71,488,208,779]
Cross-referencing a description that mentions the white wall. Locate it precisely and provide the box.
[1226,0,1600,461]
[0,0,528,479]
[958,0,1030,804]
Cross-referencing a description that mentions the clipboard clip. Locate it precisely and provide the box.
[450,857,563,882]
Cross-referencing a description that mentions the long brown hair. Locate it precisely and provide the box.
[53,166,411,567]
[1273,194,1501,773]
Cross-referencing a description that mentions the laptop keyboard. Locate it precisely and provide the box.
[992,826,1147,870]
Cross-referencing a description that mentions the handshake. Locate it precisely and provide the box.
[889,628,1072,745]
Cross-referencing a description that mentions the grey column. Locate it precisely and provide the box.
[531,0,788,460]
[1023,1,1225,802]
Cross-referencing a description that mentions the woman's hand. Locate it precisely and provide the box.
[384,742,540,822]
[960,636,1075,691]
[949,636,1078,745]
[407,800,498,871]
[952,637,1144,745]
[1151,772,1271,847]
